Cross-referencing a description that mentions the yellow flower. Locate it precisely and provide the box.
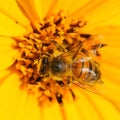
[0,0,120,120]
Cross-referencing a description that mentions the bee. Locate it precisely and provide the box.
[35,35,103,92]
[32,34,105,104]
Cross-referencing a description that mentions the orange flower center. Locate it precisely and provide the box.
[13,11,105,106]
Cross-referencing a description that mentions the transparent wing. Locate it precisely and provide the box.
[80,34,106,57]
[72,79,103,94]
[51,34,105,61]
[54,39,93,62]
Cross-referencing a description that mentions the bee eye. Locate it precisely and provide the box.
[40,57,49,75]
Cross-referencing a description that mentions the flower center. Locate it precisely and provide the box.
[13,11,105,106]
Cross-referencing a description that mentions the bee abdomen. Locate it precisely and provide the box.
[72,59,100,83]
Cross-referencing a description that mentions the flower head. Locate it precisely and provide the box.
[0,0,120,120]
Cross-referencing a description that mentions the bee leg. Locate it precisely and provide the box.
[55,92,63,105]
[56,80,65,87]
[66,76,72,86]
[69,88,76,100]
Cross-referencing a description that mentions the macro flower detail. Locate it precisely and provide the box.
[0,0,120,120]
[13,10,105,105]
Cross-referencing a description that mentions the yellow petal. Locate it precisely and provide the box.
[0,0,30,28]
[0,37,18,70]
[70,0,120,30]
[44,0,74,16]
[84,0,120,26]
[16,0,40,27]
[0,73,21,120]
[73,88,103,120]
[0,50,18,70]
[0,69,12,85]
[62,101,84,120]
[91,26,120,67]
[34,0,44,19]
[84,91,120,120]
[15,93,41,120]
[72,87,120,120]
[0,11,26,36]
[41,103,63,120]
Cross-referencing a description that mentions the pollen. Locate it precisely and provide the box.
[13,11,105,106]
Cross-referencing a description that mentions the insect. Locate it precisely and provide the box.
[35,35,103,94]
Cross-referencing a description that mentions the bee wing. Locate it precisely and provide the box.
[50,39,84,61]
[57,40,93,61]
[83,34,103,47]
[56,34,105,60]
[81,34,106,57]
[72,80,102,94]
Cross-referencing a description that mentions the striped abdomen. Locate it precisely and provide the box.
[72,58,100,83]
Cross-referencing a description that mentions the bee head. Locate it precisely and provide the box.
[40,56,49,76]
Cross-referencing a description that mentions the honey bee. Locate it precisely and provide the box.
[35,35,103,94]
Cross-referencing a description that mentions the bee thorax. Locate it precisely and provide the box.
[51,58,67,75]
